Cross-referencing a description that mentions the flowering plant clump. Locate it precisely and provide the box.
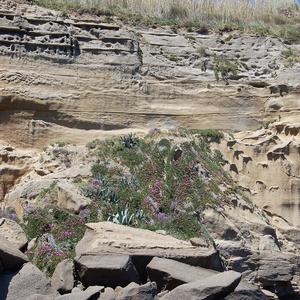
[82,130,233,239]
[23,207,86,275]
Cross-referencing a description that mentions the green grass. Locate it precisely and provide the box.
[28,0,300,41]
[282,48,300,66]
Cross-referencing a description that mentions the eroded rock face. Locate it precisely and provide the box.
[146,257,217,291]
[213,123,300,228]
[51,259,74,294]
[0,3,299,148]
[0,235,28,272]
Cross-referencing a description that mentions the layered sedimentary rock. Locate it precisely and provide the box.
[214,122,300,228]
[0,3,299,148]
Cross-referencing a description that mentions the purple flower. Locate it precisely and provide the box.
[91,178,102,188]
[149,180,163,200]
[53,250,64,257]
[79,208,91,220]
[58,231,73,240]
[49,223,57,230]
[38,242,52,255]
[156,212,171,224]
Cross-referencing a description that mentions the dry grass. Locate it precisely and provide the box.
[31,0,300,39]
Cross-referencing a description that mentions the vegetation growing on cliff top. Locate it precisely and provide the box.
[29,0,300,41]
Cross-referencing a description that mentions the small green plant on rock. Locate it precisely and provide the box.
[213,56,239,83]
[198,129,224,142]
[282,48,300,67]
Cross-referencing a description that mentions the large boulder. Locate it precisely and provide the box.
[0,262,59,300]
[75,254,140,288]
[146,257,217,291]
[76,222,223,272]
[257,252,295,297]
[160,270,241,300]
[51,259,74,294]
[0,218,28,250]
[115,282,158,300]
[0,236,28,272]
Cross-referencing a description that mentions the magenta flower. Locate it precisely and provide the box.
[53,250,64,257]
[156,212,171,224]
[38,242,52,255]
[58,231,74,240]
[149,180,163,200]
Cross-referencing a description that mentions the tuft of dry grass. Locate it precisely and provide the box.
[30,0,300,40]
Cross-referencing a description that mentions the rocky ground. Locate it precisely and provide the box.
[0,0,300,299]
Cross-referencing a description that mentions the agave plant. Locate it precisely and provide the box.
[119,133,139,149]
[108,208,135,225]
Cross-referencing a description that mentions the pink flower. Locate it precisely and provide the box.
[53,250,64,257]
[38,242,52,255]
[58,231,74,240]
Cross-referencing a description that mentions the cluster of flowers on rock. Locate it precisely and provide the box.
[23,204,86,274]
[82,133,223,238]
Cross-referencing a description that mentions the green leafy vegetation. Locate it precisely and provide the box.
[23,206,86,275]
[17,130,245,274]
[80,130,232,240]
[213,56,239,83]
[282,48,300,66]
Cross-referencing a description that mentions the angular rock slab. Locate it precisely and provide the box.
[76,222,223,271]
[224,281,268,300]
[160,270,241,300]
[51,259,74,294]
[0,218,28,250]
[75,254,140,288]
[147,257,217,291]
[0,262,58,300]
[0,236,28,272]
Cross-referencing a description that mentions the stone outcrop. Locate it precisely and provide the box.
[75,222,223,271]
[51,259,75,294]
[224,281,268,300]
[213,123,300,228]
[0,3,298,148]
[146,257,217,291]
[0,262,59,300]
[75,254,140,288]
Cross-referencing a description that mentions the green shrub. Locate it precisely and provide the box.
[82,131,232,239]
[198,129,224,141]
[213,56,239,83]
